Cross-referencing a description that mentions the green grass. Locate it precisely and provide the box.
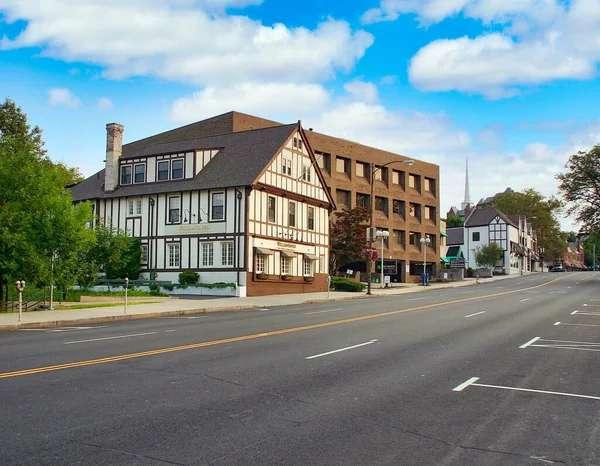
[66,289,169,301]
[60,301,160,310]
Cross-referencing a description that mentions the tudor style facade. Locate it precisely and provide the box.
[71,122,334,297]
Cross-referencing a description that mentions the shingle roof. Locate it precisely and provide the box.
[71,123,298,202]
[446,227,464,245]
[465,207,516,228]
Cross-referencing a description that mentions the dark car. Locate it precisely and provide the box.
[549,265,566,272]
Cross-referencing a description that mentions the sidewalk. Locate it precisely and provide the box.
[0,274,518,331]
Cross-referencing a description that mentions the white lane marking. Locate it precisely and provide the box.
[407,297,427,301]
[305,308,343,315]
[49,326,110,332]
[64,332,157,345]
[530,457,554,465]
[554,322,561,326]
[583,304,600,307]
[464,311,486,318]
[461,291,474,294]
[453,377,480,392]
[519,298,530,302]
[257,308,271,312]
[558,322,600,328]
[160,316,208,319]
[568,286,572,289]
[520,337,540,349]
[165,330,176,333]
[306,339,378,360]
[495,286,506,289]
[590,299,600,302]
[458,379,600,401]
[571,310,579,315]
[573,311,600,316]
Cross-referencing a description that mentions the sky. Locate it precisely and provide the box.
[1,0,599,231]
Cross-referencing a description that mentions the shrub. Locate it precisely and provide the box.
[467,267,475,278]
[330,277,366,292]
[179,270,200,285]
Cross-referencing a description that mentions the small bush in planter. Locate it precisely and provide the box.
[179,270,199,285]
[281,274,292,280]
[256,272,268,279]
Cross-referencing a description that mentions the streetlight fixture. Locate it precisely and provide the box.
[366,159,414,295]
[419,236,431,286]
[376,230,390,288]
[15,280,25,322]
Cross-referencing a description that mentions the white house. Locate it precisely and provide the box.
[71,120,334,296]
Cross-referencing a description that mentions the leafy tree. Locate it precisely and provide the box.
[90,223,141,280]
[492,188,566,261]
[446,215,464,228]
[582,233,600,269]
[329,206,370,274]
[474,242,504,268]
[557,145,600,233]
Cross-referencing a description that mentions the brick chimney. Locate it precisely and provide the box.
[105,123,124,192]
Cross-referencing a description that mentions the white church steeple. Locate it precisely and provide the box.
[461,157,472,210]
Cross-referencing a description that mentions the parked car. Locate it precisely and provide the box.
[549,265,566,272]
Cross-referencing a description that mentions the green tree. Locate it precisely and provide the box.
[446,215,464,228]
[557,145,600,233]
[90,224,141,280]
[474,242,504,268]
[492,188,566,261]
[582,233,600,269]
[329,206,370,274]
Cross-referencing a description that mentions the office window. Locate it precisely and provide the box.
[374,166,383,181]
[356,162,366,177]
[281,256,292,274]
[303,258,313,276]
[171,159,184,180]
[128,200,134,215]
[427,234,437,252]
[168,196,180,223]
[268,196,276,222]
[140,244,148,264]
[316,152,331,173]
[473,232,480,241]
[336,157,350,175]
[221,242,233,266]
[120,165,132,184]
[134,164,145,183]
[336,189,351,208]
[308,206,315,231]
[256,254,266,273]
[168,243,180,268]
[424,177,436,195]
[202,243,214,266]
[356,193,370,208]
[136,199,142,215]
[409,203,421,220]
[409,231,420,248]
[288,201,296,227]
[393,200,405,216]
[424,206,435,220]
[211,192,224,220]
[157,161,169,181]
[393,230,406,248]
[392,170,405,187]
[375,196,388,215]
[408,174,421,191]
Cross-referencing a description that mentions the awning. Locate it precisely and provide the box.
[255,247,274,255]
[303,253,319,260]
[440,257,450,264]
[440,231,448,237]
[280,250,297,258]
[445,256,463,260]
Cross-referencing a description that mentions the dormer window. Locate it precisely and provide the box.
[172,159,184,179]
[157,161,169,181]
[134,164,145,183]
[120,165,132,184]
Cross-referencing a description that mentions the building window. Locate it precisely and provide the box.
[282,158,292,176]
[336,157,350,175]
[221,242,233,266]
[393,230,406,248]
[157,161,169,181]
[473,232,481,241]
[356,193,370,208]
[374,166,383,181]
[202,243,214,266]
[304,258,313,276]
[128,200,134,216]
[168,243,180,268]
[424,177,436,195]
[268,196,276,222]
[393,199,405,217]
[375,196,388,215]
[424,206,435,220]
[316,152,331,173]
[256,254,266,273]
[302,165,311,182]
[211,192,224,220]
[171,159,184,180]
[336,189,351,208]
[134,164,145,183]
[308,206,315,231]
[168,196,181,223]
[281,255,292,275]
[288,202,296,227]
[427,234,436,252]
[136,199,142,215]
[120,165,132,184]
[408,174,421,192]
[409,232,421,249]
[141,244,148,264]
[356,162,366,177]
[409,203,421,220]
[392,170,405,187]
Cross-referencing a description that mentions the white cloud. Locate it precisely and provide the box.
[343,80,379,104]
[96,97,113,111]
[0,1,373,87]
[47,87,81,108]
[169,82,331,123]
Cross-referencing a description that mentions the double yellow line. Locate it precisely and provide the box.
[0,276,567,379]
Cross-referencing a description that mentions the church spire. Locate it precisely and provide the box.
[461,157,472,210]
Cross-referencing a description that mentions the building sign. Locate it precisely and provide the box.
[450,258,466,269]
[277,242,297,251]
[173,224,225,235]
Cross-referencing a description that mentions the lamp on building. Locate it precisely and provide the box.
[420,236,431,286]
[183,209,196,223]
[197,208,209,223]
[367,159,414,295]
[376,230,390,289]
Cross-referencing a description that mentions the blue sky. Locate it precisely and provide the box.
[2,0,599,230]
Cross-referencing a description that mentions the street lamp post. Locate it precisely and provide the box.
[15,280,25,322]
[376,230,390,288]
[367,159,414,295]
[124,277,129,314]
[419,236,431,286]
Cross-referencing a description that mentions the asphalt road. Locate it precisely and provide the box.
[0,272,598,465]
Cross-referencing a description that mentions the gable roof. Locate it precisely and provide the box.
[71,123,300,201]
[446,227,464,245]
[465,207,516,228]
